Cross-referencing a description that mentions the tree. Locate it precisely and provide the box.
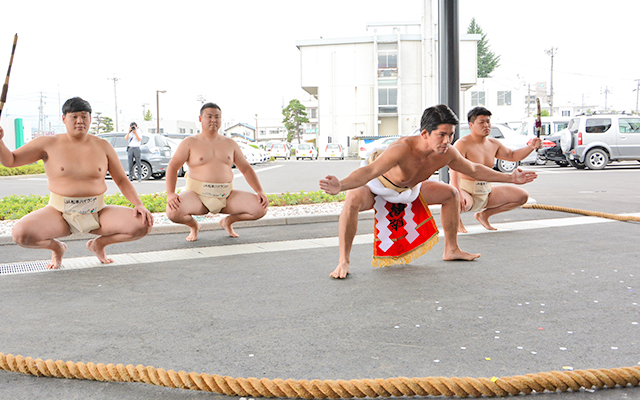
[281,99,309,144]
[144,110,153,121]
[103,116,114,132]
[90,113,114,135]
[467,18,501,78]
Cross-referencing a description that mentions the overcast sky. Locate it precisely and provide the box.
[0,0,638,132]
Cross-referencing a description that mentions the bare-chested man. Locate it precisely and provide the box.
[165,102,268,241]
[319,104,538,279]
[0,97,153,269]
[451,106,542,233]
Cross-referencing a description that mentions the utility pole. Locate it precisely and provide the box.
[544,47,557,116]
[156,90,166,134]
[602,86,611,111]
[634,79,640,113]
[38,91,45,134]
[108,76,120,131]
[526,83,531,116]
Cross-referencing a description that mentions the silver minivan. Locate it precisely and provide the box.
[561,113,640,170]
[98,132,172,180]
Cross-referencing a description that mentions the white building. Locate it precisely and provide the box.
[142,119,199,135]
[464,78,595,123]
[296,17,479,156]
[224,123,256,142]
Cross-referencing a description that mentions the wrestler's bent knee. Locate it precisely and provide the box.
[11,224,30,246]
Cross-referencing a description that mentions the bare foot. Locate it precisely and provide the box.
[46,241,67,269]
[443,248,481,261]
[474,211,497,231]
[86,238,114,264]
[330,262,350,279]
[458,218,468,233]
[186,222,201,241]
[219,217,239,238]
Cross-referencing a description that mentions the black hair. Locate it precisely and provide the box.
[130,122,137,127]
[467,106,492,123]
[200,102,221,115]
[420,104,459,134]
[62,97,92,116]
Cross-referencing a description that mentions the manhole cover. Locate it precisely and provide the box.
[0,261,58,275]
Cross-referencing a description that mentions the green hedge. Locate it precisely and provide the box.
[0,161,45,176]
[0,191,345,221]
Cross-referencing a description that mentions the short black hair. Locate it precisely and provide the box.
[62,97,91,116]
[200,102,221,115]
[467,106,492,123]
[420,104,459,133]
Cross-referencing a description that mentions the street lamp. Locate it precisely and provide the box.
[156,90,166,134]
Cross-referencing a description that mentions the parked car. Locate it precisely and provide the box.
[321,143,345,160]
[237,142,264,165]
[295,143,318,160]
[98,132,172,180]
[458,123,537,172]
[561,113,640,170]
[513,117,569,165]
[164,137,188,177]
[268,142,291,160]
[536,132,569,167]
[515,116,570,138]
[358,136,400,159]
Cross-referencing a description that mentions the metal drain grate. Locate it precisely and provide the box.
[0,261,59,275]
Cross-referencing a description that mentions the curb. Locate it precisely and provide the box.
[0,209,380,246]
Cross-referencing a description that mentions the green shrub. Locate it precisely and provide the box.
[0,161,45,176]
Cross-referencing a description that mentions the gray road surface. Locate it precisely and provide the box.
[0,163,639,399]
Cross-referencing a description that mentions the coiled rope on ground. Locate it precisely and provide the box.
[3,206,639,397]
[522,204,640,222]
[1,353,639,398]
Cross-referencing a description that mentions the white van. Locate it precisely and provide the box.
[515,116,570,138]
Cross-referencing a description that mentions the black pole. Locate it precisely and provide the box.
[437,0,459,183]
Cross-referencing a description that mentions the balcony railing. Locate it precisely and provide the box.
[377,68,398,78]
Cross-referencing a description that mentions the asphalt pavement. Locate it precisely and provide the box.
[0,166,640,399]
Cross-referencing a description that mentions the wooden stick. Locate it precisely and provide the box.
[0,34,18,120]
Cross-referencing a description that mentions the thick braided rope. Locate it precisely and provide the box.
[1,353,639,397]
[522,204,640,222]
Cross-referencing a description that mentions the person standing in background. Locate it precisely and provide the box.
[125,122,142,182]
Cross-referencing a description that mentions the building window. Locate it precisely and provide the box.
[309,108,317,119]
[562,110,570,117]
[378,88,397,114]
[497,91,511,106]
[471,91,486,106]
[378,51,397,69]
[179,128,186,133]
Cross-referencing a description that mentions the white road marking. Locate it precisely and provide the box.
[2,212,638,274]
